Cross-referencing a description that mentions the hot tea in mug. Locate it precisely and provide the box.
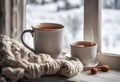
[21,23,64,58]
[71,41,98,65]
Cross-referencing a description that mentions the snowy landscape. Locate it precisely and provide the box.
[26,0,120,55]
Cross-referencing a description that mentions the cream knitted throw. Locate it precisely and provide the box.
[0,35,83,82]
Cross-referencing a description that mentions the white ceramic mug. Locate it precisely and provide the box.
[70,41,98,65]
[21,23,64,58]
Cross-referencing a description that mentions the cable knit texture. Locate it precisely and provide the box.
[0,35,83,82]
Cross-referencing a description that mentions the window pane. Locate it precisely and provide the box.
[102,0,120,54]
[26,0,84,49]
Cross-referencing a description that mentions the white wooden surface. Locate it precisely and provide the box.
[19,53,120,82]
[5,0,26,40]
[97,53,120,70]
[84,0,101,53]
[19,70,120,82]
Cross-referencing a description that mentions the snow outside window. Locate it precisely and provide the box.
[26,0,84,50]
[26,0,120,55]
[102,0,120,55]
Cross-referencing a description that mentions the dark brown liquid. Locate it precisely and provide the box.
[36,25,61,30]
[73,42,96,47]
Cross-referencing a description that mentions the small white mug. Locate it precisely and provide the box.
[21,23,64,58]
[70,41,98,65]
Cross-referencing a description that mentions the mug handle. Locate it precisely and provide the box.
[21,29,34,52]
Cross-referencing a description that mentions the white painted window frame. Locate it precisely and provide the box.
[5,0,26,40]
[84,0,101,53]
[84,0,120,70]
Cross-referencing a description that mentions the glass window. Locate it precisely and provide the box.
[102,0,120,54]
[26,0,84,50]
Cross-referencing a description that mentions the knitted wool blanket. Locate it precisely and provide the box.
[0,35,83,82]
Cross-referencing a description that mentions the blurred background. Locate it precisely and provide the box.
[26,0,120,54]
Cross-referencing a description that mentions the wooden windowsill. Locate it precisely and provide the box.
[20,70,120,82]
[97,53,120,70]
[19,53,120,82]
